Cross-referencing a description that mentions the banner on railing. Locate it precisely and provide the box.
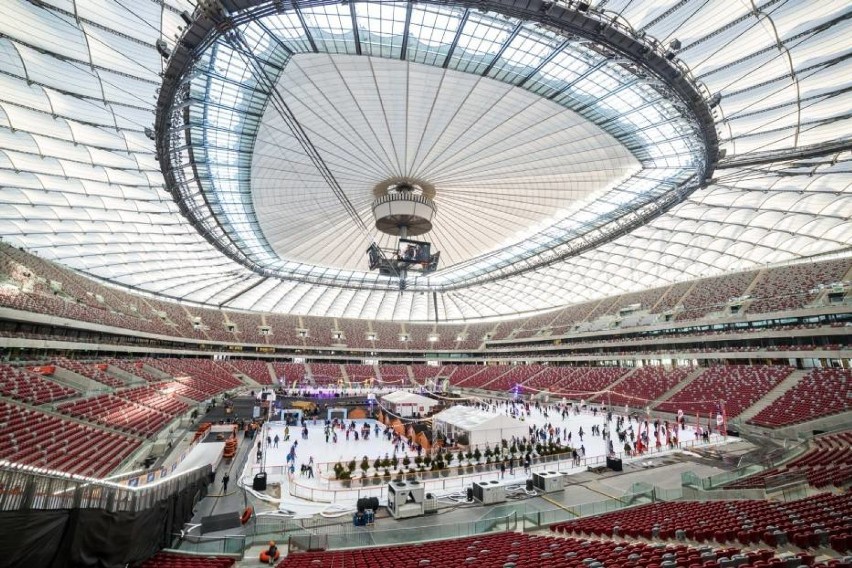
[28,365,55,375]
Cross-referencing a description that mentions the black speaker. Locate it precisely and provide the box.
[606,456,623,472]
[466,487,473,502]
[253,472,267,491]
[368,497,379,511]
[526,478,534,491]
[356,497,368,512]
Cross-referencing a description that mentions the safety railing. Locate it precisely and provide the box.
[0,459,211,512]
[286,511,516,552]
[167,534,246,556]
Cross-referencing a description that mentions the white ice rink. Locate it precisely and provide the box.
[239,399,729,515]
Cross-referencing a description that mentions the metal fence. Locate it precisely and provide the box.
[0,459,211,512]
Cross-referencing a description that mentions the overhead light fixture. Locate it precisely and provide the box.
[180,11,192,26]
[577,2,590,11]
[144,127,155,140]
[156,39,171,60]
[709,93,722,108]
[669,39,681,50]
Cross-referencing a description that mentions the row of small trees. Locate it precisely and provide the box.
[332,439,571,482]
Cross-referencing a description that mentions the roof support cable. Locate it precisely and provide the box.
[213,19,400,278]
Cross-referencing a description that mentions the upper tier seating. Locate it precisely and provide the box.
[747,367,851,427]
[512,310,562,339]
[277,531,788,568]
[189,305,238,343]
[747,259,850,315]
[434,325,464,349]
[138,552,235,568]
[601,367,692,408]
[57,394,172,437]
[456,322,495,350]
[547,300,600,334]
[1,241,848,351]
[371,320,404,348]
[650,280,694,315]
[0,363,77,404]
[223,310,265,343]
[336,319,372,349]
[676,271,759,322]
[228,359,273,385]
[53,357,126,389]
[302,316,336,347]
[551,493,852,553]
[404,323,434,350]
[263,313,302,346]
[726,432,852,489]
[0,401,141,477]
[655,365,793,418]
[586,287,668,321]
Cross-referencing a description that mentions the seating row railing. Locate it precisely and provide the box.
[0,459,211,512]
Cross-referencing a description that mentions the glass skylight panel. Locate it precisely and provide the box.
[487,27,560,83]
[448,12,516,75]
[262,14,313,53]
[407,5,463,65]
[302,4,357,55]
[355,2,407,58]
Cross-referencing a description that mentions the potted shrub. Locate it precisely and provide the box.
[338,469,352,488]
[402,456,411,469]
[414,456,423,469]
[360,456,370,476]
[373,457,382,471]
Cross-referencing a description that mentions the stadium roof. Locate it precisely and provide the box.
[0,0,849,321]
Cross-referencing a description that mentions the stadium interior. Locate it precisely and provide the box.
[0,1,849,567]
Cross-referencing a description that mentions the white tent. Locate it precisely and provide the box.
[432,406,527,449]
[380,391,440,418]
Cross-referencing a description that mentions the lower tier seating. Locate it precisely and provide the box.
[136,552,235,568]
[747,368,851,427]
[277,531,811,568]
[551,493,852,554]
[0,401,141,477]
[726,432,852,489]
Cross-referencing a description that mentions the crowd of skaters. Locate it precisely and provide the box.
[250,393,721,488]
